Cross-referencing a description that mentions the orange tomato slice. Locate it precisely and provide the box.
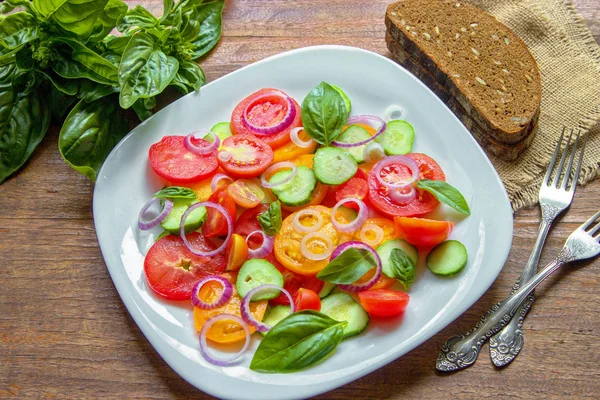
[274,205,353,275]
[292,154,314,169]
[272,129,317,163]
[356,268,396,290]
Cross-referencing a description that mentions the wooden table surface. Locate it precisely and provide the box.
[1,1,599,399]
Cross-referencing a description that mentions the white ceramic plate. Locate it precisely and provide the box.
[93,45,513,400]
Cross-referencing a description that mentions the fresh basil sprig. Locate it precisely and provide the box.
[258,201,282,236]
[250,310,347,373]
[416,179,471,215]
[316,248,376,284]
[389,248,415,288]
[301,81,348,146]
[154,186,197,200]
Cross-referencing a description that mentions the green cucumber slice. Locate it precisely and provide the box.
[259,305,292,336]
[376,239,418,279]
[313,147,358,185]
[427,240,468,276]
[269,166,317,206]
[320,293,369,338]
[160,199,206,235]
[375,120,415,155]
[210,121,232,141]
[318,282,336,298]
[236,259,284,300]
[334,125,371,163]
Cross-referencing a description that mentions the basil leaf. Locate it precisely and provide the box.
[88,0,128,43]
[117,5,158,32]
[15,45,34,72]
[154,186,196,200]
[118,32,178,109]
[101,34,132,54]
[77,80,119,103]
[161,0,175,22]
[0,0,35,14]
[170,60,205,94]
[250,310,347,373]
[0,66,50,184]
[131,97,155,121]
[179,11,200,43]
[52,38,119,83]
[38,70,79,95]
[48,83,77,123]
[316,247,375,284]
[389,248,415,288]
[188,0,224,60]
[52,52,117,86]
[416,179,471,215]
[258,201,282,236]
[0,12,39,49]
[58,95,129,181]
[301,81,348,146]
[34,0,109,38]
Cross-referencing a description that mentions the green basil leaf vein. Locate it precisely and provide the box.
[390,248,415,288]
[0,12,40,49]
[416,179,470,215]
[316,247,376,284]
[34,0,109,38]
[188,0,224,60]
[301,81,348,146]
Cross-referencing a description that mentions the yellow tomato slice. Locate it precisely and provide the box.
[225,233,248,271]
[272,129,317,163]
[354,218,400,247]
[292,154,314,169]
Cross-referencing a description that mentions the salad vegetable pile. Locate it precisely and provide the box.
[137,82,470,372]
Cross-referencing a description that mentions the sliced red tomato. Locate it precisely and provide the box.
[368,153,446,217]
[358,289,410,317]
[148,135,218,183]
[218,135,274,178]
[230,88,303,149]
[202,187,237,238]
[227,179,265,208]
[294,288,321,311]
[335,177,369,209]
[233,204,269,248]
[144,233,226,300]
[270,264,324,306]
[393,217,453,248]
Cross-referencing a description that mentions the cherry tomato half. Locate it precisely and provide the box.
[218,135,274,178]
[144,233,226,300]
[270,264,324,306]
[227,179,265,208]
[393,217,453,248]
[294,288,321,311]
[202,187,237,238]
[148,135,218,183]
[358,289,410,317]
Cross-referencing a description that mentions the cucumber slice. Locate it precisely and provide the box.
[259,305,292,336]
[318,282,336,298]
[313,147,358,185]
[236,259,284,300]
[376,239,418,279]
[331,85,351,114]
[427,240,468,276]
[269,166,317,206]
[160,199,206,235]
[320,293,369,338]
[334,125,371,163]
[375,120,415,155]
[210,121,232,141]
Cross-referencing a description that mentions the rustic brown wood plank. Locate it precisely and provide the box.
[1,1,599,399]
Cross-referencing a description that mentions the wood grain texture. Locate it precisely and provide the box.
[1,1,599,399]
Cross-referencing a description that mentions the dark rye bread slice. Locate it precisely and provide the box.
[386,32,537,160]
[385,0,541,145]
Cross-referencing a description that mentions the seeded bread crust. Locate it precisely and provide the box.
[386,32,537,160]
[385,0,541,145]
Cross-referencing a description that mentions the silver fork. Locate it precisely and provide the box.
[435,128,586,372]
[489,128,586,367]
[437,208,600,371]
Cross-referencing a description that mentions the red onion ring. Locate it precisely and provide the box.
[180,202,232,257]
[331,241,382,292]
[241,284,294,332]
[363,141,386,163]
[300,232,334,261]
[260,161,297,189]
[199,314,250,366]
[210,173,233,193]
[292,208,324,233]
[290,127,314,148]
[138,197,173,230]
[332,198,368,233]
[246,230,274,258]
[242,91,296,135]
[191,275,234,309]
[373,155,419,189]
[389,185,417,205]
[331,115,386,148]
[184,131,220,155]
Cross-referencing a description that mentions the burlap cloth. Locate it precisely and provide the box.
[462,0,600,212]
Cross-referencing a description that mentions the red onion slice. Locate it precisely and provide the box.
[373,155,419,189]
[246,230,274,258]
[292,208,324,233]
[331,115,386,148]
[184,131,220,155]
[180,202,232,257]
[359,224,385,247]
[331,198,368,233]
[241,285,294,332]
[389,185,417,205]
[300,232,334,261]
[260,161,297,189]
[290,127,315,148]
[138,197,173,230]
[242,92,296,135]
[191,275,234,309]
[331,241,382,292]
[210,173,233,193]
[199,314,250,366]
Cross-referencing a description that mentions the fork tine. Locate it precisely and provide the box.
[570,131,586,191]
[581,209,600,230]
[562,130,580,190]
[544,127,565,186]
[552,128,573,188]
[590,221,600,237]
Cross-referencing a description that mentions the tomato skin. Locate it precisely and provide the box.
[227,179,265,208]
[335,177,369,209]
[393,217,453,248]
[368,153,445,218]
[202,187,237,238]
[218,135,274,178]
[358,289,410,317]
[353,218,399,246]
[148,135,218,183]
[270,264,324,306]
[225,233,248,271]
[233,204,269,248]
[144,233,226,300]
[230,88,303,149]
[294,288,321,311]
